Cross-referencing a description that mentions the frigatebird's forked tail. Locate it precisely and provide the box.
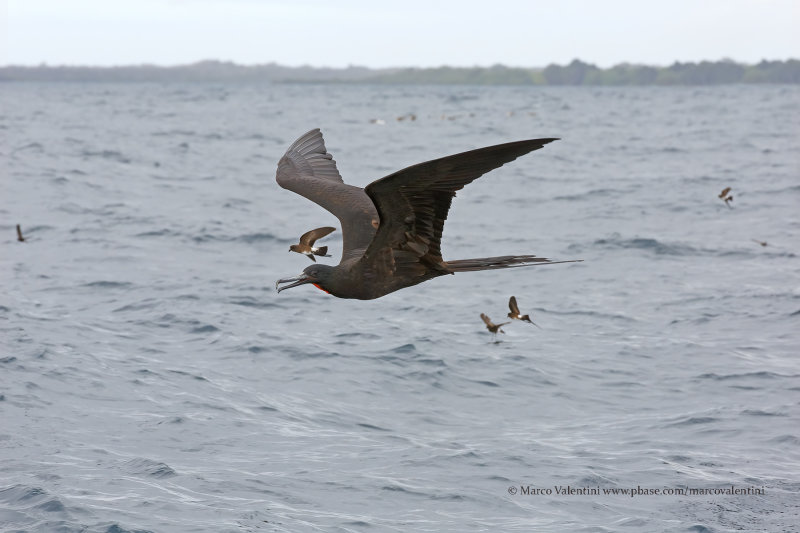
[446,255,581,272]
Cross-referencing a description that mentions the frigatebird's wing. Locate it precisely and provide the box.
[299,226,336,246]
[276,129,379,262]
[509,296,521,316]
[359,138,558,278]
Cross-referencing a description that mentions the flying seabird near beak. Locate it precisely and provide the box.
[274,129,581,300]
[507,295,541,328]
[289,226,336,262]
[481,313,510,338]
[718,187,733,207]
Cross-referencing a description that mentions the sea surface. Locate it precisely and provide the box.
[1,82,799,532]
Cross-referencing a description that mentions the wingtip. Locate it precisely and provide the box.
[518,137,559,149]
[288,128,327,155]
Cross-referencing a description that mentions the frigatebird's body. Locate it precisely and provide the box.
[275,129,579,300]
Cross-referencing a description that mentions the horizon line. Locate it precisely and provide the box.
[2,57,798,70]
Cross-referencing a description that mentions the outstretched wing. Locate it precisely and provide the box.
[480,313,494,328]
[299,226,336,246]
[359,138,558,279]
[509,296,521,315]
[276,129,379,262]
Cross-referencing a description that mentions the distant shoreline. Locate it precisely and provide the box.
[1,59,798,85]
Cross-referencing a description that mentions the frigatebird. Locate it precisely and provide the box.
[275,129,580,300]
[289,226,335,262]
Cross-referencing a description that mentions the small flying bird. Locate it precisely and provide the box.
[289,226,336,262]
[16,224,25,242]
[718,187,733,207]
[751,239,768,247]
[507,296,540,328]
[481,313,510,338]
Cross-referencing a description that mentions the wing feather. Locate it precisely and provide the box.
[299,226,336,246]
[276,129,378,262]
[360,138,558,274]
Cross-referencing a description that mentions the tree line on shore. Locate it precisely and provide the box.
[1,58,797,85]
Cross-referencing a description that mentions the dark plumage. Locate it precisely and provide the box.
[481,313,510,337]
[274,129,581,299]
[16,224,25,242]
[507,296,540,328]
[289,226,335,262]
[718,187,733,207]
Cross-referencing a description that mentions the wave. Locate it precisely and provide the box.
[150,129,197,137]
[697,371,799,381]
[133,228,283,244]
[553,187,630,201]
[0,484,76,531]
[228,297,281,310]
[83,281,134,289]
[80,149,131,164]
[121,457,177,479]
[593,236,699,255]
[666,416,719,427]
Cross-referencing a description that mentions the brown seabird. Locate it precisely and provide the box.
[480,313,510,338]
[507,296,540,328]
[275,129,580,300]
[289,226,336,262]
[718,187,733,207]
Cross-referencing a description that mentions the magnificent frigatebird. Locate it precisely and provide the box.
[289,226,335,262]
[275,129,579,300]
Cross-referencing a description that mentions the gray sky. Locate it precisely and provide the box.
[3,0,798,67]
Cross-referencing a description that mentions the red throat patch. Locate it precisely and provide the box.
[312,283,330,294]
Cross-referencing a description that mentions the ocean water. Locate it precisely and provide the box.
[1,82,799,532]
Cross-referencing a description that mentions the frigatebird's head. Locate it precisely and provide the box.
[275,264,335,294]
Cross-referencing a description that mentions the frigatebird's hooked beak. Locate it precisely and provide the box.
[275,273,311,293]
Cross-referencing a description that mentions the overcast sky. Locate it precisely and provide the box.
[2,0,798,68]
